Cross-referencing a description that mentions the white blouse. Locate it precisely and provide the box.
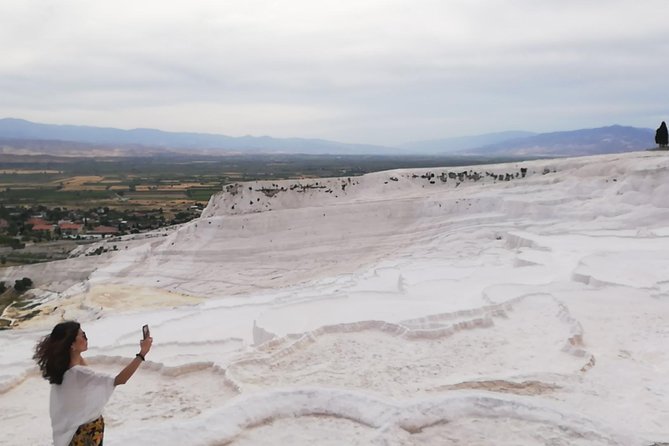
[50,365,115,446]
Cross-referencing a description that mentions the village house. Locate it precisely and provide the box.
[88,225,119,237]
[32,223,56,234]
[58,221,83,237]
[27,217,56,234]
[26,217,50,227]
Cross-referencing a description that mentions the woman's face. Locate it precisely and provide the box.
[72,328,88,353]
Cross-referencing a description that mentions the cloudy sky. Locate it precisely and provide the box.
[1,0,668,145]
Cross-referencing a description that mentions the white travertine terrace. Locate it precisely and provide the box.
[1,151,668,445]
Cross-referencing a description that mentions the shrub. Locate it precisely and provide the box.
[14,277,33,293]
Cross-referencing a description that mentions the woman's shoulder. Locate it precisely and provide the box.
[62,365,90,380]
[66,365,112,381]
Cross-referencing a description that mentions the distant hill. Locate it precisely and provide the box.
[0,137,167,158]
[400,131,536,153]
[0,118,397,156]
[0,118,658,158]
[462,125,655,157]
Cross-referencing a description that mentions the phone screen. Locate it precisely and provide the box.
[142,324,150,339]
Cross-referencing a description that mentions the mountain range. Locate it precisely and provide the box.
[0,117,659,158]
[0,118,397,156]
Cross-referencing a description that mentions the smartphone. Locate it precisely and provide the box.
[142,324,150,340]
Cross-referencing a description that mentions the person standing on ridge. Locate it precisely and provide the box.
[34,321,153,446]
[656,121,668,148]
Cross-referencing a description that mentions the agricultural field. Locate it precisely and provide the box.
[0,158,222,214]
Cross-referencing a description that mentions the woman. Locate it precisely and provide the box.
[34,321,153,446]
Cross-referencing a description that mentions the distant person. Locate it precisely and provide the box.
[34,321,153,446]
[656,121,668,148]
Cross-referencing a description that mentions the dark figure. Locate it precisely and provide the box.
[656,121,668,148]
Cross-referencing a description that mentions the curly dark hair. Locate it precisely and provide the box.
[33,321,80,385]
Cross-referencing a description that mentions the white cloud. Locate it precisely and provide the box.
[1,0,668,144]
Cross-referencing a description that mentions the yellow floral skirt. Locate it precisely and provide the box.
[69,416,105,446]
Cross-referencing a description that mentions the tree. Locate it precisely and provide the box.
[656,121,668,148]
[6,224,18,236]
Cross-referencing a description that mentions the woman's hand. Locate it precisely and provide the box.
[140,336,153,357]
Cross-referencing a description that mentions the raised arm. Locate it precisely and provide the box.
[114,336,152,386]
